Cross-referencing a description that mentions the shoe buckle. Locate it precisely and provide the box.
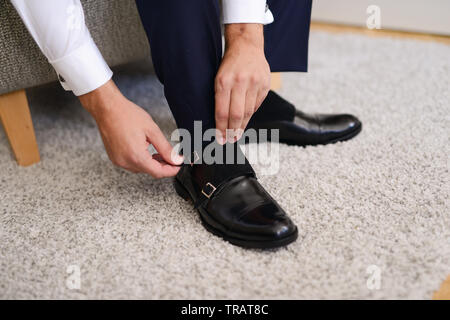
[190,150,200,167]
[201,182,216,199]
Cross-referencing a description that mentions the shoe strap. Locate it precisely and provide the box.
[194,166,255,209]
[189,149,256,209]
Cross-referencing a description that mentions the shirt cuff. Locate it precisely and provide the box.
[222,0,274,25]
[49,36,113,96]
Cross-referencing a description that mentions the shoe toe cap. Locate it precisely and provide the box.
[238,203,297,240]
[326,114,361,131]
[271,218,297,239]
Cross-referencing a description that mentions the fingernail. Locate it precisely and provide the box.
[236,130,243,141]
[216,131,225,145]
[174,154,184,164]
[226,131,235,144]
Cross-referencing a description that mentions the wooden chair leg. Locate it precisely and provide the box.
[0,89,40,166]
[433,275,450,300]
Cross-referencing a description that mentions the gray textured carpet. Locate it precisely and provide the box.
[1,31,449,299]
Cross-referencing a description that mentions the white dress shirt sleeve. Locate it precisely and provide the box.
[11,0,113,96]
[222,0,274,25]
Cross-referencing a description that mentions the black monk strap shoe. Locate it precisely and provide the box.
[246,90,362,146]
[173,146,298,249]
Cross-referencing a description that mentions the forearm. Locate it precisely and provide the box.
[78,80,123,118]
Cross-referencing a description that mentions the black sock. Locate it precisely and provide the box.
[248,90,296,125]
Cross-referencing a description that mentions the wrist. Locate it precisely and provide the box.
[78,80,123,118]
[225,23,264,51]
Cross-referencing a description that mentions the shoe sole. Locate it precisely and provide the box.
[283,123,363,147]
[173,179,298,249]
[246,122,362,147]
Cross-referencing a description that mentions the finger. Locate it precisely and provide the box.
[146,122,183,166]
[256,88,269,111]
[228,87,246,142]
[215,79,231,145]
[152,160,181,178]
[241,87,258,132]
[138,151,180,178]
[122,165,140,174]
[151,153,167,164]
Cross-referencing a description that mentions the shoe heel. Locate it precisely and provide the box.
[173,179,190,201]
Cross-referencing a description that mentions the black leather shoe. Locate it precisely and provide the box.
[173,147,298,249]
[247,91,362,146]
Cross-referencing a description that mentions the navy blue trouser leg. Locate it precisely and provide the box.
[135,0,312,135]
[265,0,312,72]
[135,0,222,136]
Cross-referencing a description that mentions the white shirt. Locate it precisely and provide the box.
[11,0,274,96]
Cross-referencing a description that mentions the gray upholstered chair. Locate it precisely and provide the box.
[0,0,150,166]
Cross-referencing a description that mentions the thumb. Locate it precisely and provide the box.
[147,123,184,166]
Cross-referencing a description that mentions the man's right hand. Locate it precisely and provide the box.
[79,80,183,178]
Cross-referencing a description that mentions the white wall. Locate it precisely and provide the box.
[311,0,450,35]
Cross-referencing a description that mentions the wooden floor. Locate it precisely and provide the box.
[310,22,449,300]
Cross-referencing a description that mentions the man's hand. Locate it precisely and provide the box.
[79,80,183,178]
[215,23,270,144]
